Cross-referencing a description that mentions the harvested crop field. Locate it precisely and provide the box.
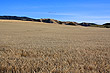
[0,20,110,73]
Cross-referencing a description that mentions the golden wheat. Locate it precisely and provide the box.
[0,20,110,73]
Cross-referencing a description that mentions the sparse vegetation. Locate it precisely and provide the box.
[103,23,110,28]
[0,20,110,73]
[90,25,110,28]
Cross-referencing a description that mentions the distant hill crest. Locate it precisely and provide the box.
[0,16,110,28]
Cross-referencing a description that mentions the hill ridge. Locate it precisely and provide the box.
[0,16,110,28]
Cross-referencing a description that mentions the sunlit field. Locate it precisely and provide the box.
[0,20,110,73]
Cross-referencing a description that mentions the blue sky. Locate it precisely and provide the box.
[0,0,110,24]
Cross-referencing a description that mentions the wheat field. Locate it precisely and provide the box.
[0,20,110,73]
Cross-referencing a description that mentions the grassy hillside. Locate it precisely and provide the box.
[0,16,110,28]
[0,20,110,73]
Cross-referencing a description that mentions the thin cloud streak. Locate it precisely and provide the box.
[16,12,78,16]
